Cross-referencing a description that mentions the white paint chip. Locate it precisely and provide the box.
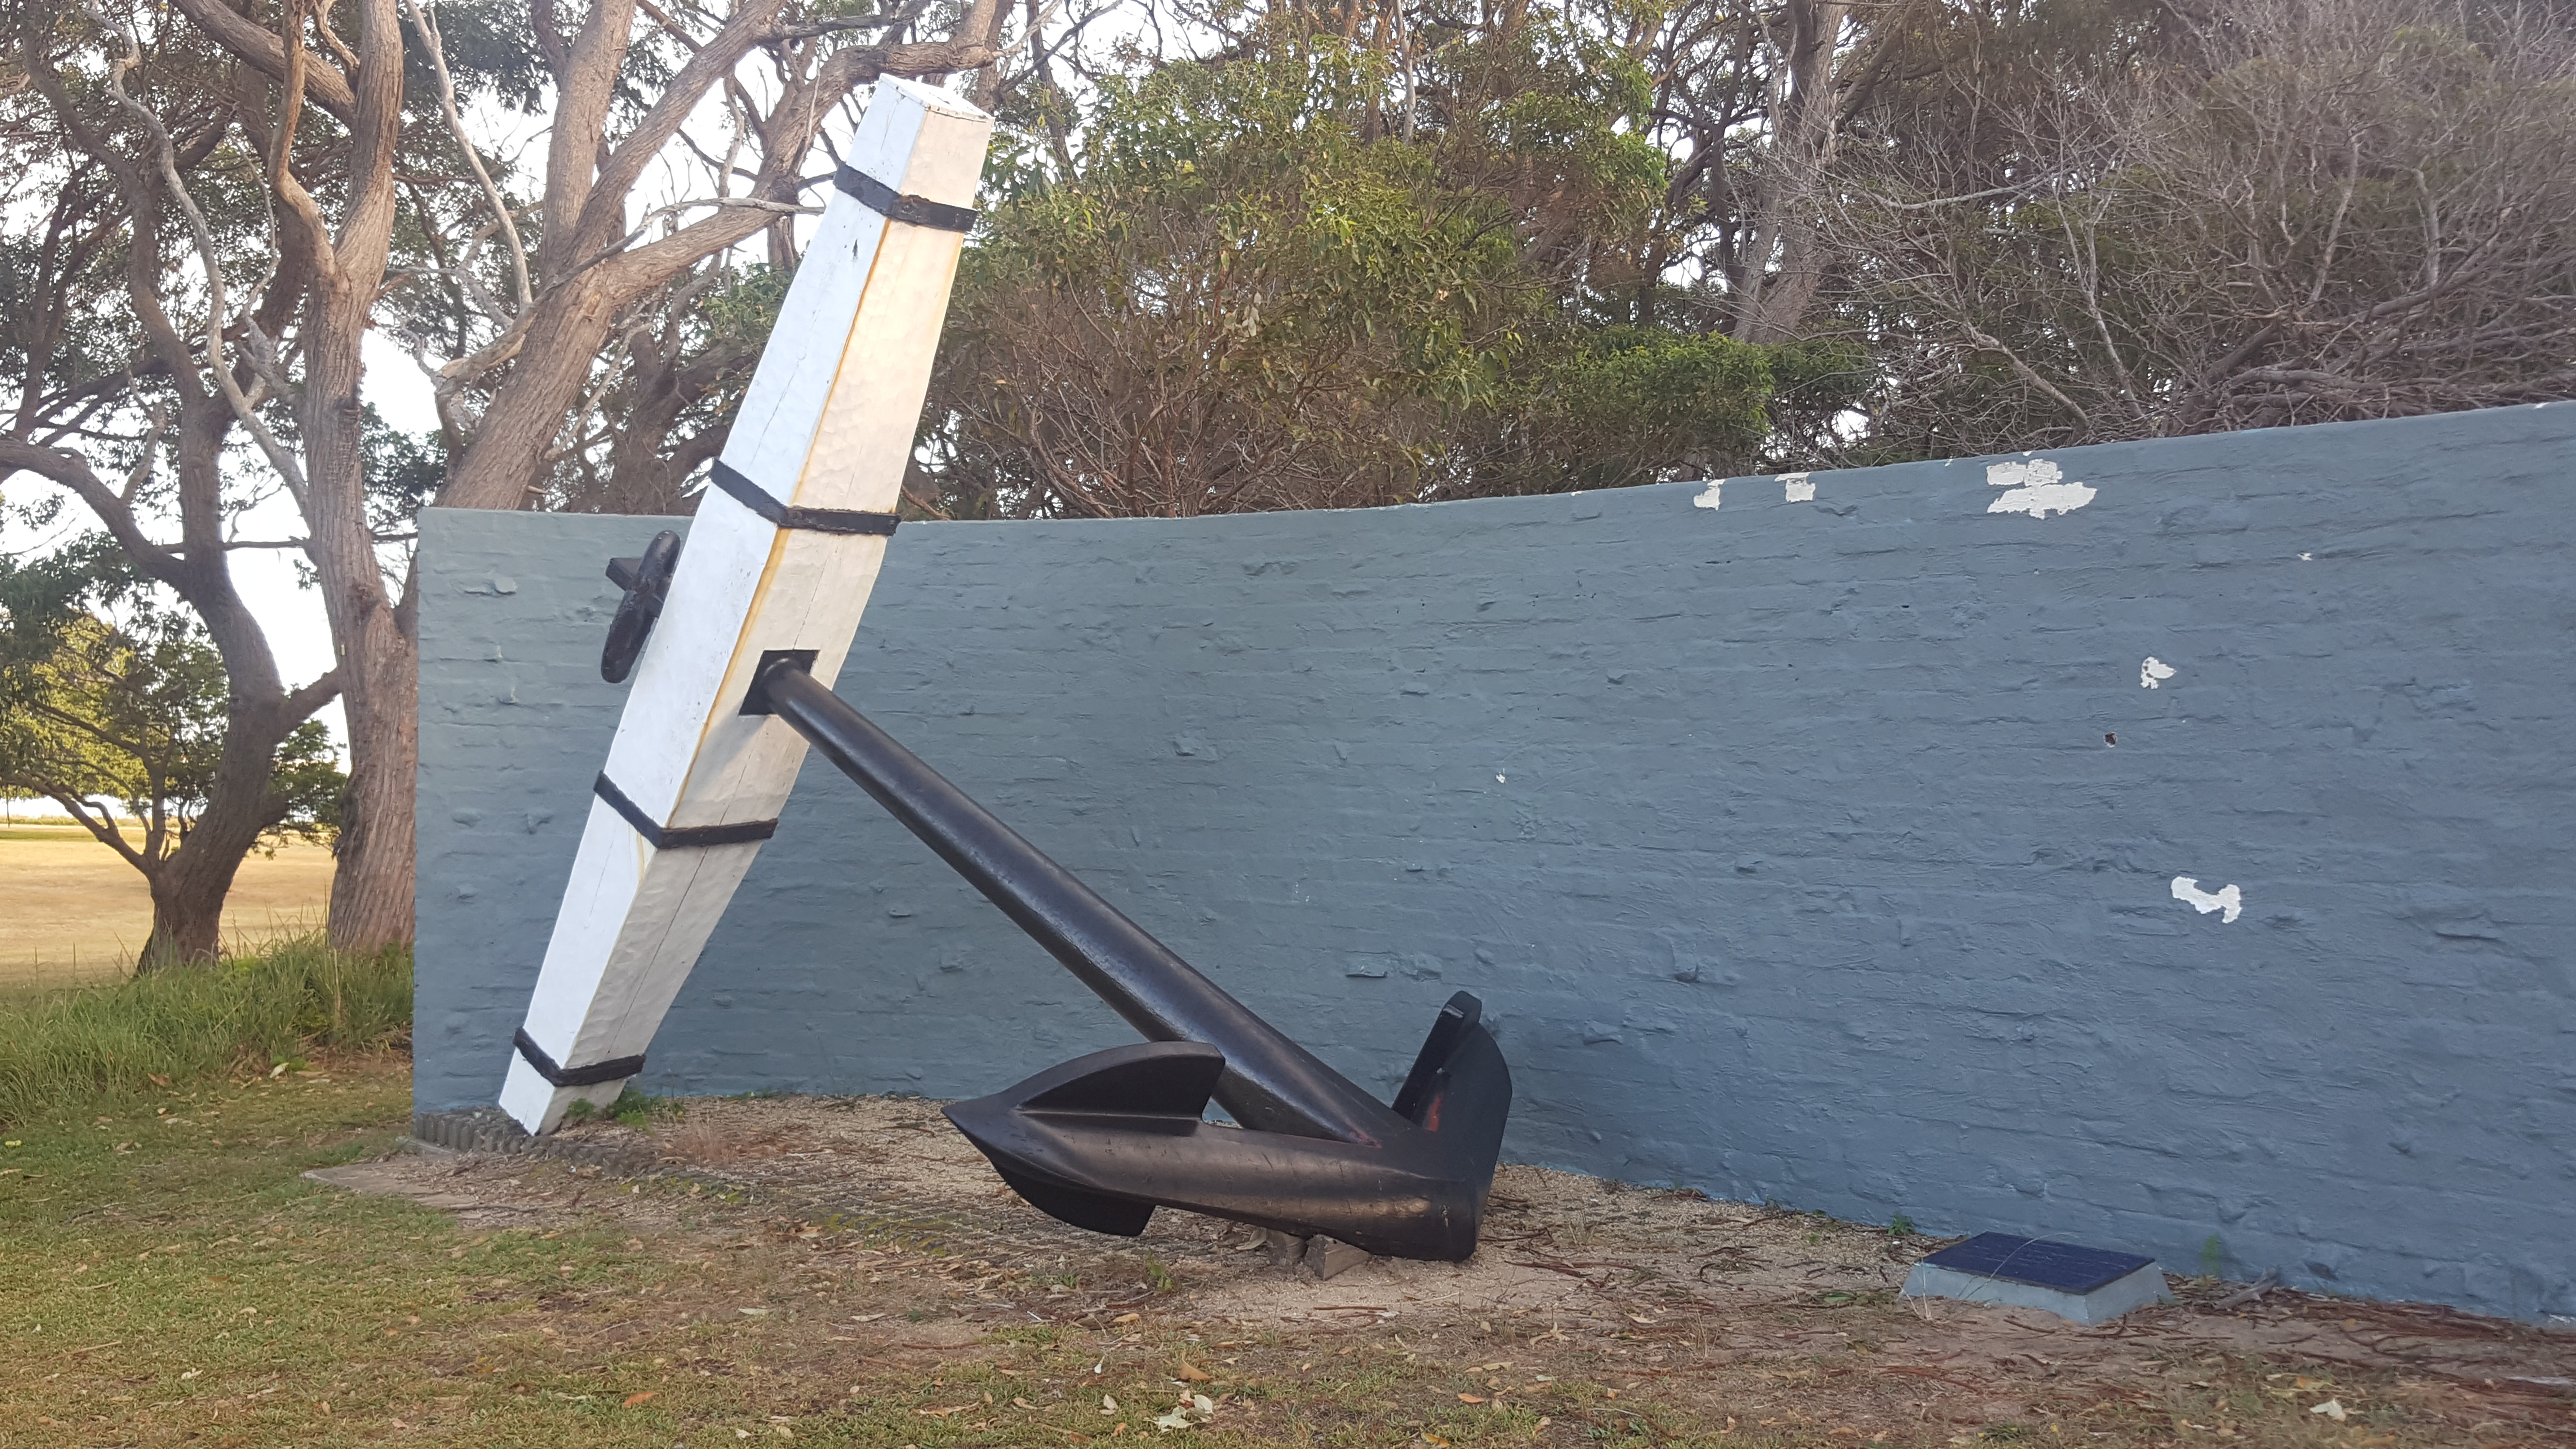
[1985,459,2096,518]
[2171,876,2243,924]
[1691,481,1723,511]
[2141,657,2177,689]
[1781,472,1815,503]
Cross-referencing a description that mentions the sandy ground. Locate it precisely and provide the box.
[313,1094,2576,1445]
[0,824,333,985]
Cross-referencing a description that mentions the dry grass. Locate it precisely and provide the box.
[0,824,335,988]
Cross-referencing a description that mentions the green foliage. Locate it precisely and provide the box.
[1508,326,1779,491]
[562,1084,684,1128]
[363,405,449,535]
[924,20,1796,516]
[0,542,341,849]
[0,934,411,1129]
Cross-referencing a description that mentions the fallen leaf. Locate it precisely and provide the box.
[1014,1397,1037,1409]
[1457,1393,1487,1404]
[2310,1400,2348,1422]
[624,1391,657,1406]
[1113,1313,1142,1325]
[1174,1361,1213,1383]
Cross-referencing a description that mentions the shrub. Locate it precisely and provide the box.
[0,934,410,1127]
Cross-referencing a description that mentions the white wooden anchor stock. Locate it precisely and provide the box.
[498,78,995,1133]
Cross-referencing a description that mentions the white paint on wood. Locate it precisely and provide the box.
[499,77,994,1133]
[1986,458,2096,518]
[1692,481,1722,510]
[2171,876,2243,923]
[1781,472,1814,502]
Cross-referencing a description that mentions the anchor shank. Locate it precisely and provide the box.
[759,661,1407,1146]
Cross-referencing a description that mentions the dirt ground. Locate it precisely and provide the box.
[312,1093,2576,1447]
[0,824,333,986]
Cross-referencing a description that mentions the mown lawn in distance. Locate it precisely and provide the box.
[0,824,334,989]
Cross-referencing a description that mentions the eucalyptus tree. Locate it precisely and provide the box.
[0,0,1015,952]
[0,544,341,963]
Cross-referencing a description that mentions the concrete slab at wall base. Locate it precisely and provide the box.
[415,402,2576,1323]
[1903,1261,2175,1325]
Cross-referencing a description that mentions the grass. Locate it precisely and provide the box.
[0,936,2552,1446]
[0,823,335,988]
[0,1064,1646,1449]
[0,934,410,1131]
[2,1063,2548,1446]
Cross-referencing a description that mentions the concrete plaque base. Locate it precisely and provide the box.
[1902,1259,2174,1324]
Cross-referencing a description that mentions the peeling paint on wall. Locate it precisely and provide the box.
[2141,657,2178,689]
[2172,876,2243,923]
[1692,481,1723,511]
[1986,459,2097,518]
[1782,473,1815,503]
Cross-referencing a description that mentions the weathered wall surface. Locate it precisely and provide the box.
[415,404,2576,1321]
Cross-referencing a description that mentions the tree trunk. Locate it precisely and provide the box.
[300,0,416,953]
[1731,0,1849,345]
[326,608,418,950]
[438,280,623,511]
[140,814,260,967]
[141,868,225,969]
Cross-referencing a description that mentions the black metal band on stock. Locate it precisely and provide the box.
[513,1027,645,1089]
[834,163,980,233]
[593,773,778,850]
[708,460,900,537]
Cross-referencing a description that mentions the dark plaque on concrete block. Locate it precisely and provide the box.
[1904,1232,2173,1323]
[1920,1232,2155,1293]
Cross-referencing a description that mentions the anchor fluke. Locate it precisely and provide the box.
[943,996,1512,1261]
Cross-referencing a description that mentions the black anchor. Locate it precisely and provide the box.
[734,653,1514,1260]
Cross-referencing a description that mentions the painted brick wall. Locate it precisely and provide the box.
[414,403,2576,1321]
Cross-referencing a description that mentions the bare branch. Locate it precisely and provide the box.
[405,0,532,313]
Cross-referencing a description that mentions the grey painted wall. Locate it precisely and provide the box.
[416,403,2576,1322]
